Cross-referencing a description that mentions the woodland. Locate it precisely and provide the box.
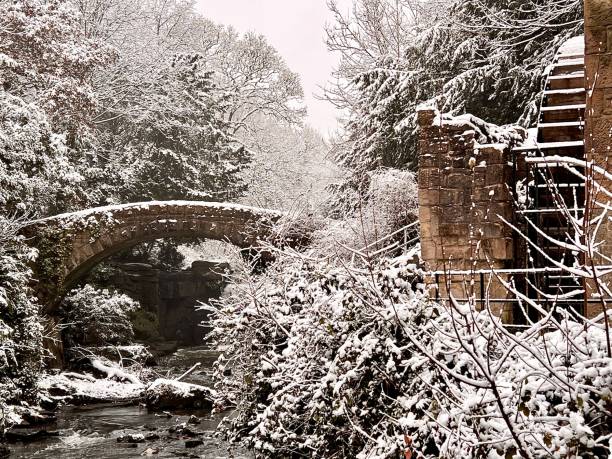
[1,1,610,458]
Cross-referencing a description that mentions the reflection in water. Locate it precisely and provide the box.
[8,347,251,459]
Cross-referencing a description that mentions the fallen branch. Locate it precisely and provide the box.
[91,359,141,385]
[175,362,201,382]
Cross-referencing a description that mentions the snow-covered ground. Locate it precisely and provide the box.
[39,372,144,403]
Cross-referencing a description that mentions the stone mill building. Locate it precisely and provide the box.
[417,0,612,323]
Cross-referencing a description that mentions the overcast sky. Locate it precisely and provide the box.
[195,0,348,137]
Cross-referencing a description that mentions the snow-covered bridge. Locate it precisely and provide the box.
[24,201,283,310]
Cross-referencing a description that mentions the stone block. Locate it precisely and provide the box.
[418,168,441,189]
[480,238,513,260]
[112,226,131,241]
[420,207,440,237]
[439,154,453,169]
[417,108,437,127]
[418,205,433,224]
[471,206,488,222]
[472,175,486,188]
[587,86,604,118]
[420,238,436,262]
[440,205,468,223]
[585,0,612,28]
[78,243,95,260]
[587,54,612,89]
[99,233,114,249]
[585,26,607,54]
[448,139,470,153]
[476,145,507,165]
[439,223,469,238]
[419,152,438,168]
[472,163,486,179]
[604,88,612,115]
[484,164,507,186]
[437,243,471,260]
[418,188,440,206]
[425,131,441,142]
[450,156,468,169]
[585,54,600,92]
[472,184,510,202]
[443,119,471,134]
[437,257,471,273]
[433,142,448,156]
[473,222,510,240]
[486,202,514,223]
[439,188,466,206]
[585,116,612,164]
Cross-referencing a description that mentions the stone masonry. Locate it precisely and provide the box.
[584,1,612,318]
[110,260,230,344]
[417,108,521,322]
[23,201,282,312]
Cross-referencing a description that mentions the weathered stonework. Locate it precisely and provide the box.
[417,109,521,321]
[109,260,230,344]
[23,201,282,312]
[585,1,612,318]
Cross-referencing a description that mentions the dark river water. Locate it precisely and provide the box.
[8,347,253,459]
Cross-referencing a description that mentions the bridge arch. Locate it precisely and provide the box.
[24,201,282,311]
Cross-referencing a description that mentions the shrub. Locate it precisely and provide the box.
[0,216,43,431]
[60,284,139,348]
[312,168,418,260]
[212,252,611,458]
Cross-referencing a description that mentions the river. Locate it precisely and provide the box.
[7,346,252,458]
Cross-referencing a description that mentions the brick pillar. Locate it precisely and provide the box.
[417,108,515,321]
[584,1,612,317]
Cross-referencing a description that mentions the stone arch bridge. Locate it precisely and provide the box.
[23,201,283,312]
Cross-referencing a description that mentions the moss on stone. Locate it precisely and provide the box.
[129,308,161,342]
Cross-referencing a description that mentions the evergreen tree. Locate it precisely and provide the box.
[0,0,115,215]
[100,53,250,203]
[330,0,583,189]
[0,217,43,429]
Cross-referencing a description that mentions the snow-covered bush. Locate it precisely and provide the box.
[362,168,418,234]
[266,168,417,262]
[212,251,611,458]
[313,168,418,260]
[60,285,139,348]
[0,216,43,431]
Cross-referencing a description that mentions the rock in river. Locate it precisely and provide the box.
[144,379,215,410]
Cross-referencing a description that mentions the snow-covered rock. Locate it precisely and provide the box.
[40,372,144,405]
[144,379,215,410]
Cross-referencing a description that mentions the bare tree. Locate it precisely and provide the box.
[322,0,448,111]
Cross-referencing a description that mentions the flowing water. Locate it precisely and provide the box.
[7,346,252,459]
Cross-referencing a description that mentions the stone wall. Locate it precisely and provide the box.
[24,201,281,313]
[584,1,612,318]
[417,108,517,321]
[111,260,229,344]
